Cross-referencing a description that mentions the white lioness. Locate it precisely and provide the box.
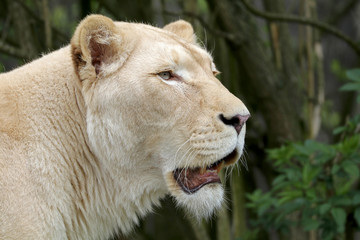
[0,15,249,239]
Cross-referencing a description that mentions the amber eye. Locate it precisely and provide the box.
[158,71,172,80]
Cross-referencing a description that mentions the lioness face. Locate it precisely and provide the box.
[72,16,249,219]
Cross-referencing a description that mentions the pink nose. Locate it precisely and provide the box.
[219,114,250,134]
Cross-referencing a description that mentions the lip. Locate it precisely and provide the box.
[173,149,238,194]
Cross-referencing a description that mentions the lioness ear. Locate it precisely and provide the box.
[163,20,197,43]
[71,14,121,81]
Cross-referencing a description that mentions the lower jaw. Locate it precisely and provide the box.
[171,182,225,219]
[172,153,237,195]
[173,169,221,194]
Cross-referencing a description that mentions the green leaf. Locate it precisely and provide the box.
[355,208,360,227]
[304,140,330,153]
[319,203,331,215]
[303,164,321,186]
[272,175,286,186]
[246,189,263,202]
[331,208,346,233]
[294,143,313,155]
[305,188,317,201]
[353,192,360,205]
[339,82,360,91]
[284,168,302,181]
[258,200,274,216]
[337,135,360,154]
[267,145,295,163]
[346,69,360,82]
[332,197,353,206]
[331,60,347,81]
[333,126,346,135]
[302,163,311,184]
[335,181,353,195]
[343,161,360,179]
[302,218,321,231]
[331,165,340,175]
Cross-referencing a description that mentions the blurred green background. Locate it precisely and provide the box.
[1,0,360,239]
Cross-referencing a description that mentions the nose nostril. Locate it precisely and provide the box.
[219,114,236,126]
[219,114,250,134]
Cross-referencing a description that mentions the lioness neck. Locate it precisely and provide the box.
[0,46,164,239]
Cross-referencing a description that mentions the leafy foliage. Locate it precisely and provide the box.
[247,69,360,239]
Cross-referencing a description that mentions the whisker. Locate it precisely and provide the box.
[186,148,197,168]
[183,148,197,184]
[239,154,248,171]
[175,145,193,182]
[179,145,194,167]
[174,138,191,165]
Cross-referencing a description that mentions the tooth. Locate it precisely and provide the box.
[217,161,225,173]
[200,167,207,174]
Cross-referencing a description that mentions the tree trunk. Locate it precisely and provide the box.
[206,1,306,239]
[231,169,247,239]
[206,0,303,148]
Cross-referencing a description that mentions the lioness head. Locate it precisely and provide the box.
[71,15,249,219]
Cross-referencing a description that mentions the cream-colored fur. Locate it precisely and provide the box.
[0,15,249,239]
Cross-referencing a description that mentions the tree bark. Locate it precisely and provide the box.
[41,0,52,49]
[7,0,37,59]
[206,0,303,147]
[231,169,247,239]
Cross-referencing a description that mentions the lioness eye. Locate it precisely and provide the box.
[158,71,172,80]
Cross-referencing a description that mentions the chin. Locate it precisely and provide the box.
[163,144,241,219]
[176,184,224,219]
[167,174,224,219]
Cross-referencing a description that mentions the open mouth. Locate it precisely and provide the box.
[173,149,238,194]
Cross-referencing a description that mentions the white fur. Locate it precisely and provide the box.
[0,16,249,239]
[174,184,224,220]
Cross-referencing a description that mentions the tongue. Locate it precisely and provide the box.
[174,163,224,194]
